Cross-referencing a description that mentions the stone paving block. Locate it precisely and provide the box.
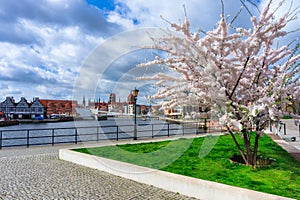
[0,153,198,199]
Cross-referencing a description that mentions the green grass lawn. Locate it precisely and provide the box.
[73,134,300,199]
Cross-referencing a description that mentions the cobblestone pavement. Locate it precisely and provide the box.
[0,146,198,200]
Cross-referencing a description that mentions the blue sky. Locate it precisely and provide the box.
[0,0,298,104]
[87,0,115,11]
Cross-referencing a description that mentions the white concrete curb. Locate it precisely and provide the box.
[59,149,294,200]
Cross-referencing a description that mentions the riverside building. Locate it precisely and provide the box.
[0,97,78,120]
[0,97,44,119]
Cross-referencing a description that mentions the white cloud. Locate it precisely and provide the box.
[108,0,256,31]
[36,85,48,94]
[0,0,298,103]
[0,83,22,100]
[0,0,111,101]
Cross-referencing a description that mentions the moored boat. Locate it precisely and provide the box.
[96,113,108,120]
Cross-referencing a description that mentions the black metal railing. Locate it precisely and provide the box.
[0,121,224,149]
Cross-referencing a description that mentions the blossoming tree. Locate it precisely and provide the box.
[138,0,300,167]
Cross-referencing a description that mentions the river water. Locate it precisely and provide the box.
[0,117,169,131]
[0,118,199,148]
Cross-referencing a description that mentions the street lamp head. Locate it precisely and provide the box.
[133,87,139,97]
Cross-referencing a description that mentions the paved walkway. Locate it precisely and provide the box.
[280,119,300,147]
[0,143,198,200]
[267,119,300,162]
[0,121,299,200]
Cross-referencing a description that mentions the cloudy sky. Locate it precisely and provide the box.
[0,0,299,105]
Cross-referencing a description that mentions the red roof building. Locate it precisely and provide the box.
[39,99,78,117]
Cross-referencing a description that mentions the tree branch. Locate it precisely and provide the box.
[229,56,250,99]
[227,125,248,165]
[230,6,244,25]
[245,0,261,14]
[239,0,253,17]
[220,0,225,17]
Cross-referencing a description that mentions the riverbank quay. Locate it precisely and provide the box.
[0,117,78,127]
[0,120,19,127]
[18,116,76,123]
[0,140,198,200]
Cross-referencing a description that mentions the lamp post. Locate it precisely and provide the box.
[132,87,139,140]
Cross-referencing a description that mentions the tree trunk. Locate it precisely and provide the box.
[226,126,248,165]
[227,126,261,168]
[252,134,260,169]
[243,131,253,166]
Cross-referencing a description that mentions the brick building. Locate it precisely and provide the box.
[39,99,78,117]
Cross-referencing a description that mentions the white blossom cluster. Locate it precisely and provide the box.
[138,0,299,132]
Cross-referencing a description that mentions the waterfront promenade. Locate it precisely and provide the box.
[0,139,198,200]
[0,119,299,199]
